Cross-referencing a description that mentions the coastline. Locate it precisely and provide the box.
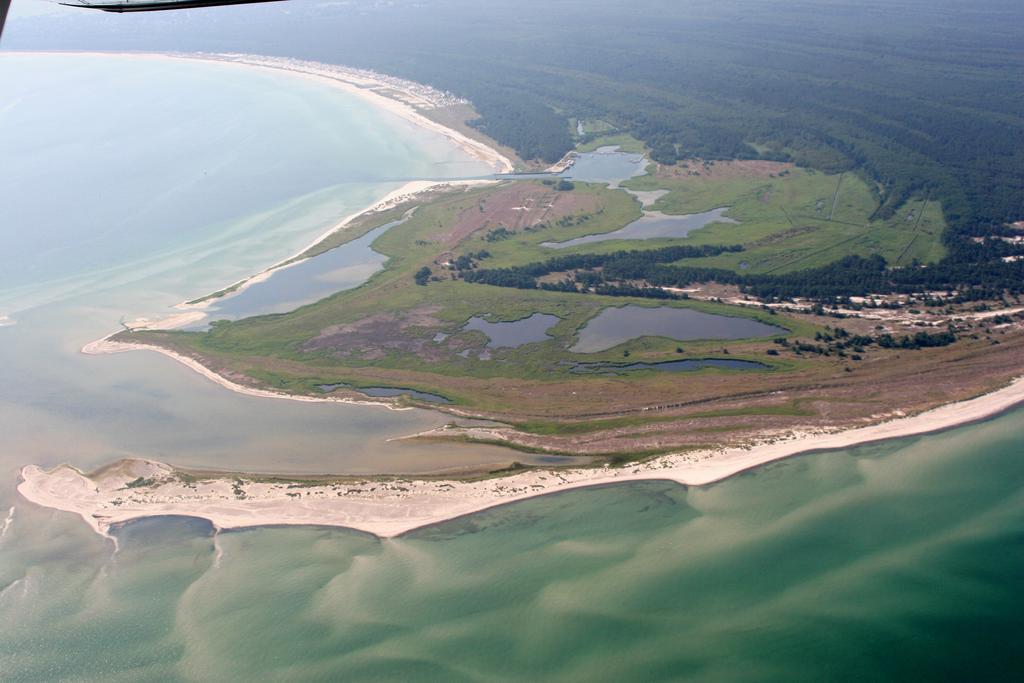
[5,50,514,175]
[82,335,416,412]
[18,375,1024,539]
[8,49,507,331]
[201,53,515,174]
[162,178,485,325]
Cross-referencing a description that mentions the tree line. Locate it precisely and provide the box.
[463,249,1024,303]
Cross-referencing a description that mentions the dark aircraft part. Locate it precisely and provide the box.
[59,0,287,13]
[0,0,10,43]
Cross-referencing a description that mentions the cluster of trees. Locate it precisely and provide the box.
[775,326,957,358]
[413,266,432,286]
[468,94,572,163]
[449,250,492,271]
[466,248,1024,303]
[878,331,957,349]
[461,244,743,289]
[484,227,514,242]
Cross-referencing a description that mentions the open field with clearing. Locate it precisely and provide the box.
[623,161,948,273]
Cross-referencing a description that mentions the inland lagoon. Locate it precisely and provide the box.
[562,145,648,184]
[543,207,737,249]
[196,220,402,325]
[318,383,452,404]
[462,312,561,348]
[571,305,787,353]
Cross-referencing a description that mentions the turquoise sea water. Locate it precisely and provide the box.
[1,53,1023,681]
[1,411,1022,681]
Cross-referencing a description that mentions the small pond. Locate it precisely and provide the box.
[462,313,560,348]
[195,218,403,327]
[318,383,451,404]
[562,146,648,185]
[542,207,736,249]
[493,146,646,186]
[571,305,787,353]
[571,358,768,374]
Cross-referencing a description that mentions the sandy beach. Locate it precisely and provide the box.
[19,375,1024,539]
[198,53,514,174]
[11,51,513,175]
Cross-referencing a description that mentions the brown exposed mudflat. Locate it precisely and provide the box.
[439,183,602,247]
[301,305,491,362]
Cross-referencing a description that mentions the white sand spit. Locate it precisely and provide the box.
[19,376,1024,539]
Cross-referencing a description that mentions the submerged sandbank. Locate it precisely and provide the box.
[19,375,1024,539]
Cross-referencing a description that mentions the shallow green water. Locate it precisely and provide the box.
[1,410,1022,681]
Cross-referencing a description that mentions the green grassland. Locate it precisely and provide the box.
[139,168,946,413]
[166,182,806,361]
[621,165,947,273]
[575,119,618,137]
[137,180,822,418]
[427,168,946,280]
[122,170,1013,452]
[576,133,647,154]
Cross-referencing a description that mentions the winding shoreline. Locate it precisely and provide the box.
[81,336,415,411]
[6,50,514,175]
[18,375,1024,539]
[13,49,504,331]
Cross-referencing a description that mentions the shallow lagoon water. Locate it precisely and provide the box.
[499,146,645,185]
[0,54,484,314]
[359,386,452,403]
[462,312,560,348]
[543,206,738,249]
[199,219,401,325]
[572,305,788,353]
[562,145,648,184]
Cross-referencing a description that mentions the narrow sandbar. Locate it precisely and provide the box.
[19,375,1024,539]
